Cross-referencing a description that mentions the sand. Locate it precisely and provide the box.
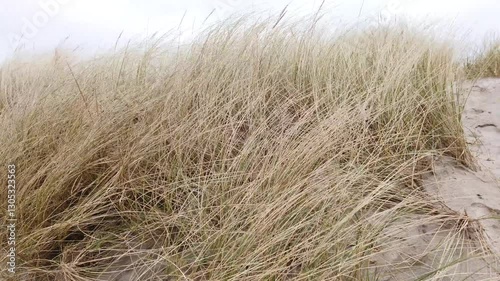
[96,79,500,280]
[366,79,500,280]
[426,78,500,256]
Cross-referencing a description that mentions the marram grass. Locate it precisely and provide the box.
[0,17,492,281]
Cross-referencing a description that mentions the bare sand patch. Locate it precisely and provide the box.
[418,78,500,279]
[368,79,500,280]
[427,78,500,256]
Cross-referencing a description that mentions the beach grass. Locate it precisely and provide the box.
[0,16,491,280]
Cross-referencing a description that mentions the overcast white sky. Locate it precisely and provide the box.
[1,0,500,63]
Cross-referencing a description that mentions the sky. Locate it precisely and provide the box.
[1,0,500,63]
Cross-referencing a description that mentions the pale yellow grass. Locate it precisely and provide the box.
[0,16,496,280]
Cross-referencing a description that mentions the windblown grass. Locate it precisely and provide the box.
[465,35,500,78]
[0,16,493,280]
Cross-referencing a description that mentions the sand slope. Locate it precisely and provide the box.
[367,79,500,280]
[97,79,500,281]
[426,78,500,256]
[36,79,496,281]
[415,78,500,280]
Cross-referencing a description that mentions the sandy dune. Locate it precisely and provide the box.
[363,79,500,280]
[7,80,496,281]
[416,78,500,280]
[98,79,500,281]
[426,78,500,256]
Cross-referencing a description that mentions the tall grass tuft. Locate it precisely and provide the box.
[0,16,491,280]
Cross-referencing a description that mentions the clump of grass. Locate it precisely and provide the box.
[0,16,493,280]
[465,35,500,78]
